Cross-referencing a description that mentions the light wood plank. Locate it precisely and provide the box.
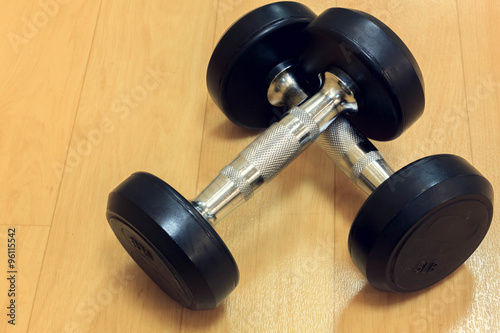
[0,0,101,227]
[27,0,219,331]
[457,0,500,331]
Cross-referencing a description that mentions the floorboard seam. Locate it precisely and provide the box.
[454,0,475,163]
[25,1,104,330]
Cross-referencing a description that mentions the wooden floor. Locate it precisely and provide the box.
[1,0,499,332]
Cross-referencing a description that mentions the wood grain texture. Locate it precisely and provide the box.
[0,0,101,227]
[0,0,498,332]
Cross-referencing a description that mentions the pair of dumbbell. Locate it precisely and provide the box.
[106,2,494,310]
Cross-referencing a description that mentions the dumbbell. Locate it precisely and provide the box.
[106,3,493,311]
[207,2,494,293]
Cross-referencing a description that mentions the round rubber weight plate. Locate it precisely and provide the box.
[207,2,317,129]
[300,8,425,141]
[106,172,239,310]
[348,155,494,292]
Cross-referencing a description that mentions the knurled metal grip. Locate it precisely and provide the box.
[218,107,318,204]
[317,116,394,194]
[239,107,319,181]
[218,106,318,201]
[193,72,357,226]
[266,66,395,195]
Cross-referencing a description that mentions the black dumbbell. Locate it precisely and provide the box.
[106,2,403,310]
[207,3,494,293]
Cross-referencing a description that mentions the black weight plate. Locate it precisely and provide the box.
[348,155,494,292]
[207,1,317,129]
[300,8,425,141]
[106,172,239,310]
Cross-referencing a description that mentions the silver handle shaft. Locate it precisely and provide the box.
[192,72,357,227]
